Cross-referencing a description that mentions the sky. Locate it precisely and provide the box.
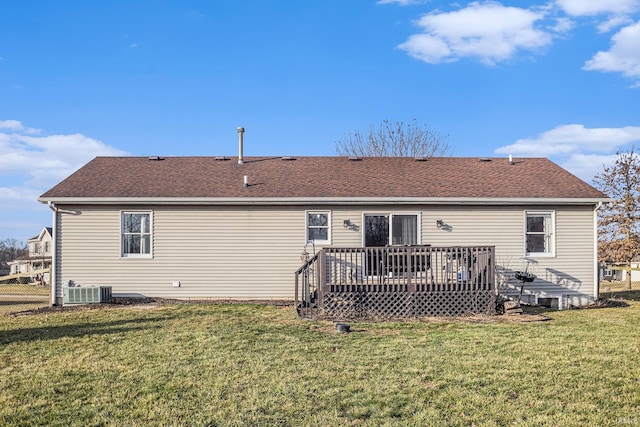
[1,0,640,242]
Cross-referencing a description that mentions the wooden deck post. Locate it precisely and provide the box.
[294,271,299,309]
[317,249,326,311]
[407,247,415,293]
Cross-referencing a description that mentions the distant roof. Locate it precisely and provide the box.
[39,156,608,203]
[28,227,53,241]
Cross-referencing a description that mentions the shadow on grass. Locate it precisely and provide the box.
[520,295,634,315]
[0,299,48,306]
[0,312,181,346]
[0,299,50,317]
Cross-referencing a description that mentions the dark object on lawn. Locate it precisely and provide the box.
[503,300,523,315]
[335,323,351,333]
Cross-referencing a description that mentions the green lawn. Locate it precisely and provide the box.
[0,284,50,296]
[1,297,639,426]
[600,280,640,293]
[0,284,50,316]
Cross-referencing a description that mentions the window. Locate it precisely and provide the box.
[392,215,418,245]
[525,211,554,256]
[122,212,152,257]
[306,211,330,243]
[364,213,419,246]
[44,241,50,254]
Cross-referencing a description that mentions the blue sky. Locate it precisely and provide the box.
[1,0,640,242]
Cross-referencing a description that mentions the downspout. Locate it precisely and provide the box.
[47,201,60,306]
[593,202,602,301]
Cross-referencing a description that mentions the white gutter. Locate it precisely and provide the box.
[38,196,612,206]
[594,202,602,300]
[47,201,59,306]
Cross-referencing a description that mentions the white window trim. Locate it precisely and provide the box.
[361,212,422,246]
[305,210,332,245]
[120,211,153,258]
[524,210,555,257]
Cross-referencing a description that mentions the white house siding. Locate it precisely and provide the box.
[330,204,597,303]
[56,205,309,300]
[422,205,596,303]
[54,203,597,304]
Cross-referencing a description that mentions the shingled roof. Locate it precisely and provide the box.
[39,156,607,203]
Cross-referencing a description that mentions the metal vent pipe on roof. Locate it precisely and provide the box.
[237,127,245,164]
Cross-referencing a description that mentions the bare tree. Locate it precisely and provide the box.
[335,119,451,157]
[593,147,640,289]
[0,238,28,274]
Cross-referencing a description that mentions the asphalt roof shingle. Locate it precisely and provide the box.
[39,156,607,200]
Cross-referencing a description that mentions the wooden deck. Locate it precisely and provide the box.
[296,246,496,319]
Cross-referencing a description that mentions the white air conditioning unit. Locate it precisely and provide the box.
[63,286,112,305]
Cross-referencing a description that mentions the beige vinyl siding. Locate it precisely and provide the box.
[57,205,308,299]
[332,205,596,299]
[331,208,371,248]
[419,205,596,299]
[55,203,597,302]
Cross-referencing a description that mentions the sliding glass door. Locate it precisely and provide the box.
[363,213,420,277]
[364,214,418,247]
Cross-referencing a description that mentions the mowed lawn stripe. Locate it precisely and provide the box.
[1,299,639,426]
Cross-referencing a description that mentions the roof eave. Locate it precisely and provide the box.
[38,196,612,206]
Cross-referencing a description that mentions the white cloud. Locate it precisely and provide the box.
[398,1,553,65]
[597,15,634,33]
[0,119,40,134]
[559,153,618,183]
[392,0,640,86]
[495,124,640,183]
[550,17,575,34]
[0,121,129,240]
[556,0,639,33]
[583,22,640,81]
[0,120,22,130]
[555,0,639,16]
[0,186,42,210]
[495,124,640,157]
[0,184,52,240]
[0,129,128,188]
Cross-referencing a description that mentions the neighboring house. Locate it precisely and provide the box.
[622,261,640,283]
[38,155,608,309]
[600,260,640,283]
[7,227,53,281]
[599,264,623,282]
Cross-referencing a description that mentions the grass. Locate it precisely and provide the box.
[1,298,640,426]
[600,280,640,293]
[0,284,50,316]
[0,284,50,296]
[0,299,50,316]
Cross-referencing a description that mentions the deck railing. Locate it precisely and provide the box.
[294,251,321,319]
[296,246,496,319]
